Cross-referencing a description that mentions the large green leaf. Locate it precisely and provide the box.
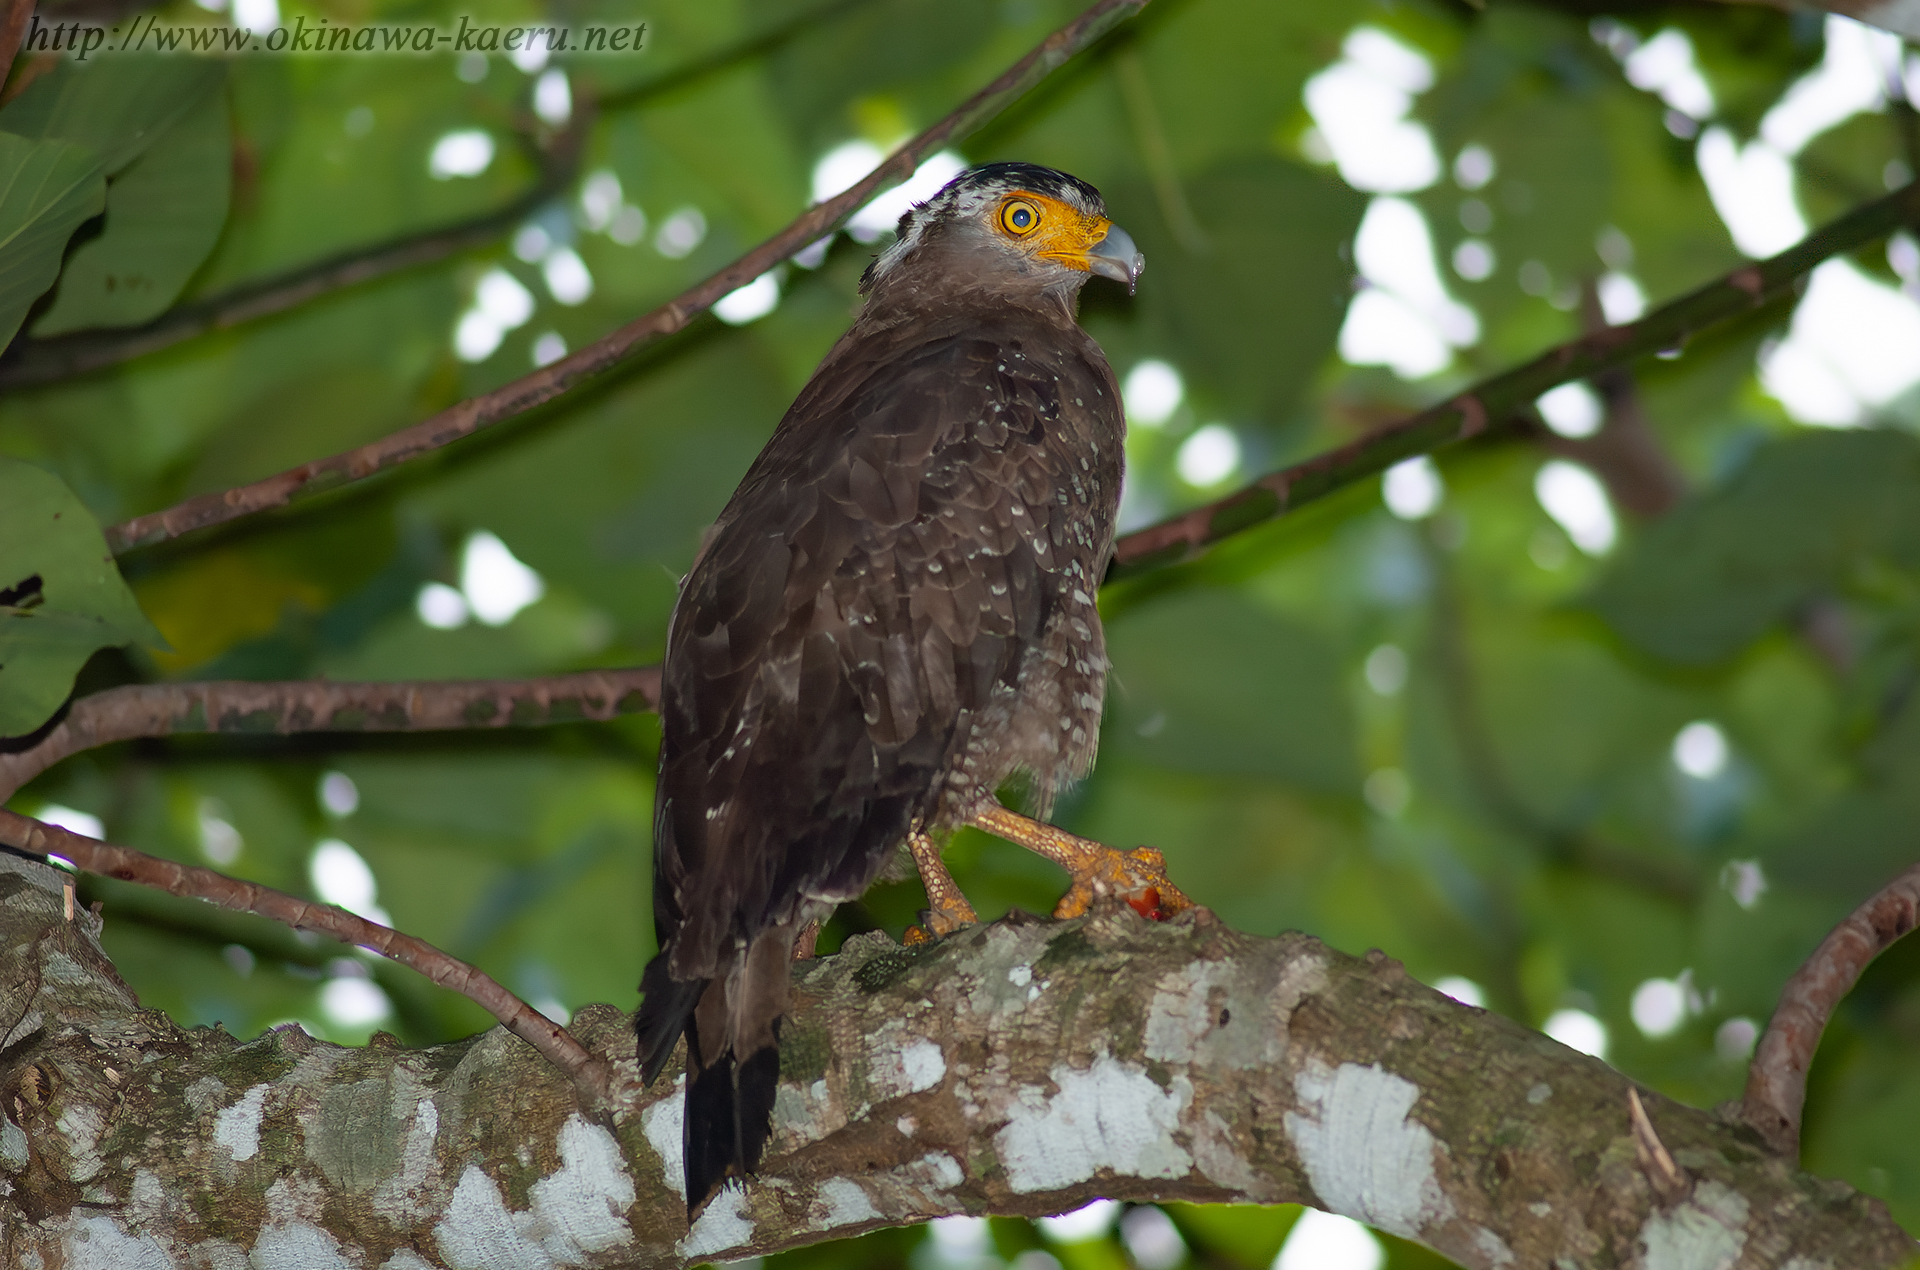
[1103,586,1358,794]
[0,458,162,737]
[1118,157,1366,425]
[1586,431,1920,665]
[0,133,106,348]
[33,77,232,336]
[0,56,224,177]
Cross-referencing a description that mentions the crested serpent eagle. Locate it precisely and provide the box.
[635,161,1191,1215]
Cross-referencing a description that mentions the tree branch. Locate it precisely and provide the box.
[102,0,1154,555]
[0,855,1907,1267]
[1107,179,1920,579]
[0,667,661,801]
[0,0,885,391]
[1742,860,1920,1159]
[19,189,1918,799]
[0,808,616,1106]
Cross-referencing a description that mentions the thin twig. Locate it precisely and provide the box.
[1743,860,1920,1159]
[0,807,616,1104]
[0,667,661,800]
[1628,1086,1691,1206]
[0,0,35,89]
[103,0,1153,555]
[1107,179,1920,578]
[1538,281,1688,519]
[1885,41,1920,180]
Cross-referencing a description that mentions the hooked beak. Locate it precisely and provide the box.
[1086,222,1144,295]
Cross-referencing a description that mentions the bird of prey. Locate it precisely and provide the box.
[635,161,1188,1216]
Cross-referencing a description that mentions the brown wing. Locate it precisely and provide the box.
[648,312,1120,978]
[635,309,1121,1213]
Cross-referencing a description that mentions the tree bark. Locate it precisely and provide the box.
[0,851,1909,1269]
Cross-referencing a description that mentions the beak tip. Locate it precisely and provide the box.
[1089,223,1144,295]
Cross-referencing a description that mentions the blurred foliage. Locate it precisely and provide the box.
[0,456,161,732]
[2,0,1919,1264]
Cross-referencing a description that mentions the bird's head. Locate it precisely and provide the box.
[859,161,1144,302]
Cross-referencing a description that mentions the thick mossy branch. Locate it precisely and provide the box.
[0,853,1906,1268]
[0,811,613,1103]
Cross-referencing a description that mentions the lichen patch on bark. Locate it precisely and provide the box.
[679,1180,753,1259]
[811,1176,883,1230]
[435,1163,549,1269]
[992,1053,1193,1193]
[1285,1059,1452,1240]
[211,1084,268,1162]
[641,1075,686,1202]
[523,1114,636,1259]
[1637,1179,1749,1270]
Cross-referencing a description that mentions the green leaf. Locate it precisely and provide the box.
[0,133,107,348]
[1587,431,1920,665]
[1104,586,1358,793]
[1117,157,1367,425]
[0,457,163,738]
[32,77,232,336]
[0,56,224,177]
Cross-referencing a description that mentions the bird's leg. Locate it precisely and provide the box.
[791,921,820,961]
[967,802,1191,922]
[903,828,978,944]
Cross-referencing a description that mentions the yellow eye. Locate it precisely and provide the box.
[1001,199,1041,236]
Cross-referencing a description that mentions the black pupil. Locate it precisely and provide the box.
[1011,206,1031,228]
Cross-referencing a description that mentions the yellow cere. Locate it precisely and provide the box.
[996,191,1112,273]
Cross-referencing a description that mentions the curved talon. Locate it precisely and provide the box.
[1046,843,1191,921]
[967,804,1193,924]
[905,905,971,945]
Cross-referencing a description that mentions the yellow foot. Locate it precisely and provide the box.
[1050,842,1190,921]
[903,828,978,945]
[968,804,1192,922]
[904,901,976,945]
